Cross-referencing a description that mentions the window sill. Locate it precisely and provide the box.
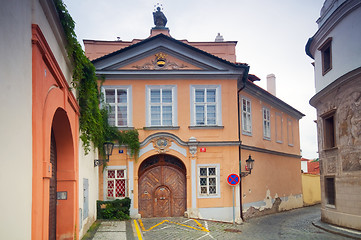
[116,127,134,130]
[197,195,221,199]
[144,126,180,130]
[323,146,338,152]
[189,125,224,130]
[242,132,252,136]
[263,137,271,141]
[325,204,336,209]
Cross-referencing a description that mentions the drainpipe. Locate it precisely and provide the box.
[237,66,249,221]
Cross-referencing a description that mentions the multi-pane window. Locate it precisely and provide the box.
[191,85,221,126]
[106,169,127,199]
[199,167,217,196]
[263,107,271,139]
[242,97,252,135]
[195,89,217,125]
[147,86,176,127]
[103,87,129,127]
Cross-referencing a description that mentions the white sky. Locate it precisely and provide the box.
[63,0,325,159]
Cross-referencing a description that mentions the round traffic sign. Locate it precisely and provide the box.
[227,174,240,186]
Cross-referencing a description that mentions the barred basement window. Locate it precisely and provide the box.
[199,167,217,196]
[106,169,127,199]
[325,177,335,206]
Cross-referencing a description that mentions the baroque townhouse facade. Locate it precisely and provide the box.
[306,0,361,230]
[85,9,304,222]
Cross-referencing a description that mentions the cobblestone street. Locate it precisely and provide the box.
[137,205,353,240]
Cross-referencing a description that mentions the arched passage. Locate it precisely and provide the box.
[138,154,186,217]
[51,108,76,239]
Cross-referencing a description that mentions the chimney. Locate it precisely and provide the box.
[267,74,276,96]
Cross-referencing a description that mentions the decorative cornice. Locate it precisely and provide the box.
[310,66,361,107]
[308,0,361,57]
[139,132,240,147]
[31,24,80,115]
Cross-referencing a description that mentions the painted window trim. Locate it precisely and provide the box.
[145,85,177,127]
[241,96,252,136]
[101,85,133,127]
[197,164,221,199]
[190,85,222,127]
[275,112,283,143]
[103,166,128,200]
[287,118,294,146]
[262,107,271,140]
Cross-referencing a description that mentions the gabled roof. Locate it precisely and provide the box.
[91,33,248,70]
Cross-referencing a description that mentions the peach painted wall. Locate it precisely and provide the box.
[240,91,301,156]
[102,78,239,143]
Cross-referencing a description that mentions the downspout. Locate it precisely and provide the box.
[237,66,249,221]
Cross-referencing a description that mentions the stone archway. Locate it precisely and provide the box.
[51,108,76,239]
[138,154,186,217]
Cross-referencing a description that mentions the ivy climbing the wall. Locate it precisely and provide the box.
[54,0,139,156]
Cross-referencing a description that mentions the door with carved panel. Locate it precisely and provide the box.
[154,186,171,217]
[138,154,186,217]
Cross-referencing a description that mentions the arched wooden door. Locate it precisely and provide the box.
[49,130,57,239]
[138,154,186,217]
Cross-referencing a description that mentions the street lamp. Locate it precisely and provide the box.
[94,142,114,167]
[240,155,255,177]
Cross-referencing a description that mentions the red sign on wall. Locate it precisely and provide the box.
[200,147,206,152]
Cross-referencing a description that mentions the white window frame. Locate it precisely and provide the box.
[241,97,252,135]
[263,107,271,140]
[146,85,177,127]
[104,166,128,200]
[197,164,221,198]
[102,86,132,127]
[190,85,222,126]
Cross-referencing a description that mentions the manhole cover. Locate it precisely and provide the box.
[224,229,242,233]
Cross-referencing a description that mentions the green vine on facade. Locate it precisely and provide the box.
[54,0,139,156]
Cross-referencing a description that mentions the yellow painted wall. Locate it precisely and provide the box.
[302,173,321,206]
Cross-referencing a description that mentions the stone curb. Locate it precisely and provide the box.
[313,219,361,240]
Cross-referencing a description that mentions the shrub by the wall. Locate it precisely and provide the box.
[97,198,131,220]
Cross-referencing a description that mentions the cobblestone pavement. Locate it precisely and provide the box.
[137,205,352,240]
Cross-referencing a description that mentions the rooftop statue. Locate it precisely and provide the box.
[153,7,167,27]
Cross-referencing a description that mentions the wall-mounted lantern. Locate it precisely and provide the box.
[94,142,114,167]
[240,155,255,177]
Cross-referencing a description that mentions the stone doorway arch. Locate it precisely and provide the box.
[138,154,186,217]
